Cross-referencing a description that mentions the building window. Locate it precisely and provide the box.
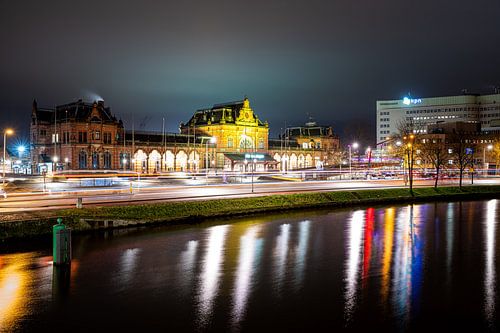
[78,151,87,169]
[258,138,264,149]
[93,131,100,140]
[228,137,233,148]
[448,149,453,154]
[103,132,112,144]
[63,132,70,144]
[103,151,112,169]
[302,142,308,149]
[40,129,47,136]
[92,152,99,169]
[448,160,453,165]
[78,131,87,143]
[316,142,321,149]
[239,136,253,149]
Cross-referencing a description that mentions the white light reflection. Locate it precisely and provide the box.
[391,205,413,325]
[118,248,140,286]
[232,226,263,326]
[344,210,365,322]
[178,240,199,291]
[484,199,497,324]
[294,220,311,290]
[197,225,229,326]
[446,203,454,282]
[274,224,291,293]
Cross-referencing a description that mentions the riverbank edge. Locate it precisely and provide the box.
[2,185,500,241]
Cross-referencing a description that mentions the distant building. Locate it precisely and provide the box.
[376,93,500,149]
[30,99,124,173]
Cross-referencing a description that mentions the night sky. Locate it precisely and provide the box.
[1,0,500,145]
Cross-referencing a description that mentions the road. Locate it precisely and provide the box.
[1,178,499,213]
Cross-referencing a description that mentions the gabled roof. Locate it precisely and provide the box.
[182,97,267,128]
[32,99,119,125]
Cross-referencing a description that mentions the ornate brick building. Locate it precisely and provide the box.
[30,99,125,172]
[30,97,341,173]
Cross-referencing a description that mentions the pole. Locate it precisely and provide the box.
[2,132,6,186]
[252,158,255,193]
[206,139,209,185]
[483,147,486,177]
[349,145,352,179]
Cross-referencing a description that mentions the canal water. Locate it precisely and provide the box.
[1,200,500,332]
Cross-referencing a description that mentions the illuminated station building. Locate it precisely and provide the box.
[30,97,340,173]
[376,92,500,149]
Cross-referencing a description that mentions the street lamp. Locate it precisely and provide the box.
[349,142,358,179]
[252,158,256,193]
[3,129,13,186]
[484,144,494,176]
[206,137,216,184]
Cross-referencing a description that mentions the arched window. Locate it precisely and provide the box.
[92,152,99,169]
[78,151,87,169]
[239,136,254,149]
[103,151,112,169]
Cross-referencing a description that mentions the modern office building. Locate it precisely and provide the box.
[376,93,500,149]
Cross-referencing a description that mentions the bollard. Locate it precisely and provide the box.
[76,197,83,208]
[53,217,72,265]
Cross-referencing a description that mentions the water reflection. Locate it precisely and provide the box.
[178,240,199,292]
[232,226,263,326]
[3,200,500,331]
[484,199,497,326]
[381,208,395,304]
[0,253,33,330]
[294,220,311,289]
[117,248,141,287]
[344,210,365,322]
[197,225,229,326]
[273,224,291,294]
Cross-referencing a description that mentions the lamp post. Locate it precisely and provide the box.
[3,129,13,186]
[244,159,248,186]
[252,158,256,193]
[484,144,493,176]
[349,142,358,179]
[206,137,216,184]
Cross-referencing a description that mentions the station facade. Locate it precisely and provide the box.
[30,97,340,173]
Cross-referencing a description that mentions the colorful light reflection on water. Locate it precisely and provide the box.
[1,200,500,332]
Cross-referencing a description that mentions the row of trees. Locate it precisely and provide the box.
[393,120,500,192]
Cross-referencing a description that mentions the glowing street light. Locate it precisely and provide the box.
[3,129,13,186]
[348,142,359,179]
[484,144,494,175]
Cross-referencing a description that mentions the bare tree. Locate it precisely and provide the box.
[418,135,447,188]
[449,131,476,188]
[396,119,424,194]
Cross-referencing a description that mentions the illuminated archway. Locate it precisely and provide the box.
[298,154,305,169]
[133,150,147,173]
[176,151,187,171]
[163,151,175,171]
[305,154,313,168]
[189,151,200,171]
[148,150,161,173]
[290,153,298,170]
[273,153,282,171]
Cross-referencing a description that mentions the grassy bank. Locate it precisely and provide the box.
[2,185,500,241]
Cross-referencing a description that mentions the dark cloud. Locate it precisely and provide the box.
[1,0,500,145]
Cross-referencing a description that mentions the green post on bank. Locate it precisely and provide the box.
[53,218,71,265]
